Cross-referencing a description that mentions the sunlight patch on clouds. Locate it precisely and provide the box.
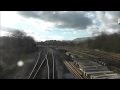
[0,30,10,36]
[1,11,55,38]
[22,18,55,32]
[1,11,21,28]
[106,29,119,34]
[73,31,77,34]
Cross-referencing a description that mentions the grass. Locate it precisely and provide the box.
[0,49,39,79]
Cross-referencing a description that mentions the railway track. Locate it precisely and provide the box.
[64,48,120,79]
[67,47,120,61]
[56,47,120,79]
[63,60,88,79]
[28,48,55,79]
[75,48,120,61]
[70,49,120,68]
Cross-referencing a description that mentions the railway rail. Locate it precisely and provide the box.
[28,48,55,79]
[69,49,120,68]
[63,60,88,79]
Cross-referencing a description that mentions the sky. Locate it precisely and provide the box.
[0,11,120,41]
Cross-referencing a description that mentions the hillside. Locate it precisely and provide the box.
[73,37,95,42]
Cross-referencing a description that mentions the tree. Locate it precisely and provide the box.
[77,31,120,53]
[11,30,26,38]
[0,29,38,54]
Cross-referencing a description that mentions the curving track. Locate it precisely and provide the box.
[28,48,55,79]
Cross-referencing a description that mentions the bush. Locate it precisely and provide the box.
[78,32,120,53]
[0,30,38,54]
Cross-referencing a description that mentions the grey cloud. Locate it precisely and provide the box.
[107,11,120,18]
[1,26,17,32]
[108,23,120,30]
[18,11,120,35]
[105,11,120,23]
[18,11,93,30]
[19,11,40,18]
[94,11,120,24]
[95,11,120,31]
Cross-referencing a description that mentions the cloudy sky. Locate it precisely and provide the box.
[0,11,120,41]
